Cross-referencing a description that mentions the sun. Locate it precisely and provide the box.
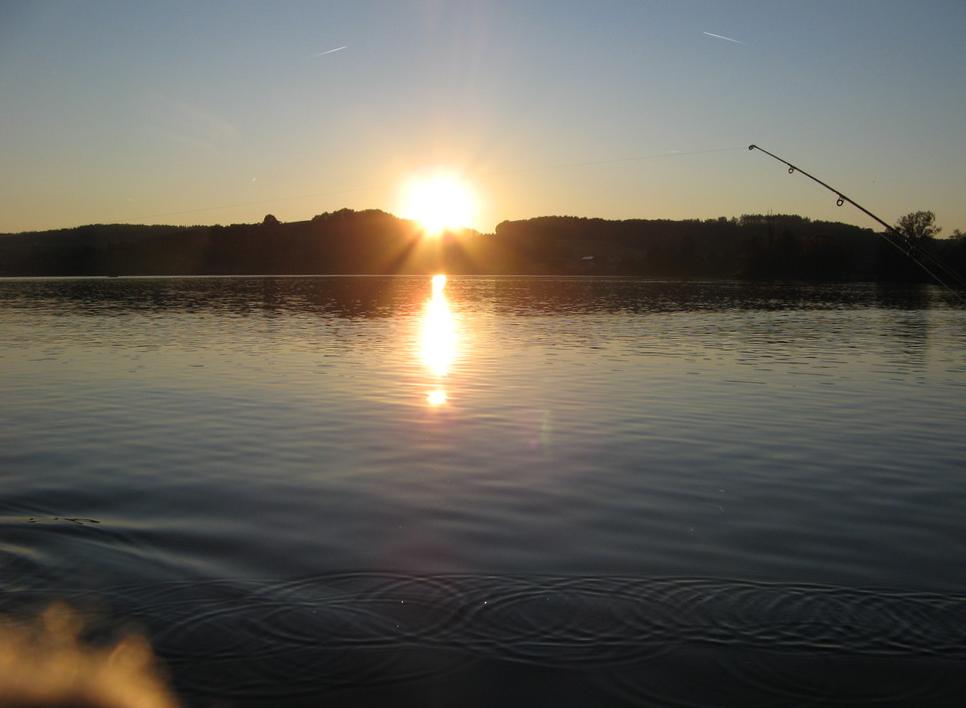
[399,172,478,236]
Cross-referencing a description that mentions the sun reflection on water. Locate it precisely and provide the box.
[420,274,457,405]
[426,389,448,406]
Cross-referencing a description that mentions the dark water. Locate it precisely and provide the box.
[2,276,965,706]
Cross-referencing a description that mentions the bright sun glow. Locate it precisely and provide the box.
[400,172,478,236]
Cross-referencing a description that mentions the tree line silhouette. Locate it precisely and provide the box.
[1,208,963,282]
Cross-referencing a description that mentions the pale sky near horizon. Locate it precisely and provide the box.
[1,0,964,234]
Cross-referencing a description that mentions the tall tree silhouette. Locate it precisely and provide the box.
[896,211,941,241]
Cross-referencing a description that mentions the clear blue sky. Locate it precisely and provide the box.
[1,0,964,233]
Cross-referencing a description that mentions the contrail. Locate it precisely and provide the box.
[316,46,346,56]
[702,32,743,45]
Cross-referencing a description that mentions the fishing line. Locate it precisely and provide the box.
[119,186,370,225]
[749,144,966,303]
[109,146,746,225]
[493,145,746,176]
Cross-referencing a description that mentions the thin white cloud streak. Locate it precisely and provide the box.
[702,32,744,45]
[316,46,347,56]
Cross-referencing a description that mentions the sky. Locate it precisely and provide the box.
[1,0,964,234]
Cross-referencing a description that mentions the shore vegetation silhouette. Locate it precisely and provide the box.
[1,209,963,283]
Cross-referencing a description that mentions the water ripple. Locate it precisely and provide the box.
[5,573,966,702]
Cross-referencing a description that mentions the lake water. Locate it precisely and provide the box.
[2,276,965,706]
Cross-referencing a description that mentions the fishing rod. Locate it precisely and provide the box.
[748,144,966,302]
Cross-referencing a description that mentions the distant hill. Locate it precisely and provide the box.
[2,209,963,282]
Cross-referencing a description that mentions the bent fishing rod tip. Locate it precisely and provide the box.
[748,144,758,150]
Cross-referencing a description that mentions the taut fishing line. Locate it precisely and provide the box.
[112,146,746,225]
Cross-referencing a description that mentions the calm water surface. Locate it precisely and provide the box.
[2,277,965,706]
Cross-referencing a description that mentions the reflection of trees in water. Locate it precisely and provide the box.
[2,278,952,369]
[0,277,951,320]
[873,283,932,373]
[484,279,940,316]
[884,311,930,373]
[0,277,423,320]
